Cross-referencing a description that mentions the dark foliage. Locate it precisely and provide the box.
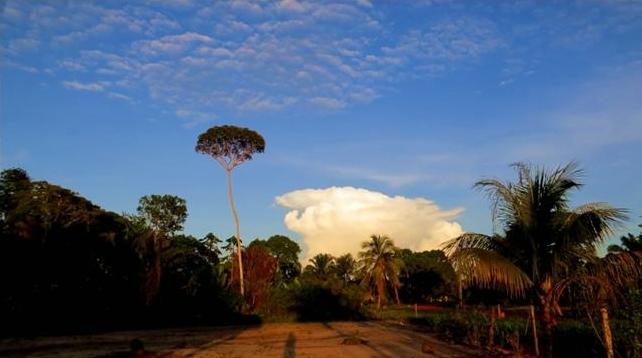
[291,282,365,321]
[398,249,456,303]
[0,169,244,336]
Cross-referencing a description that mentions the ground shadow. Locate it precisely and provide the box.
[283,332,296,358]
[0,325,260,358]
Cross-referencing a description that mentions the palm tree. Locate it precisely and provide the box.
[558,250,641,358]
[335,253,357,283]
[359,235,402,309]
[306,253,335,280]
[445,162,628,358]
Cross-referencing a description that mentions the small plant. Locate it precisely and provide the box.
[495,319,525,352]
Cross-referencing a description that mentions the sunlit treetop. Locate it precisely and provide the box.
[195,125,266,171]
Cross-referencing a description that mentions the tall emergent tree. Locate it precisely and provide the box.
[359,235,402,308]
[196,125,266,296]
[445,162,629,358]
[137,194,188,305]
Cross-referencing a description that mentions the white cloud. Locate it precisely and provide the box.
[108,92,133,102]
[7,37,40,53]
[175,109,216,128]
[322,164,426,187]
[278,0,305,13]
[384,17,503,63]
[276,187,464,262]
[10,0,638,126]
[62,80,105,92]
[309,96,346,109]
[2,1,509,121]
[135,32,214,56]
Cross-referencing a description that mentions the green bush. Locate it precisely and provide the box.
[407,313,447,331]
[464,313,489,346]
[407,310,527,353]
[613,289,642,358]
[553,320,602,357]
[495,319,526,351]
[435,316,469,343]
[258,286,297,322]
[400,307,642,357]
[291,282,366,321]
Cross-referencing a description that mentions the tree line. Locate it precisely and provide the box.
[0,166,456,335]
[2,124,640,358]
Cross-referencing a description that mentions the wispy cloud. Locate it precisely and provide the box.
[1,0,509,124]
[3,0,641,128]
[62,80,106,92]
[175,109,217,128]
[322,165,427,188]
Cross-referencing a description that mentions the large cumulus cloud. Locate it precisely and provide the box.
[275,186,464,262]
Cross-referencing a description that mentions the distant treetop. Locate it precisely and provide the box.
[195,125,265,170]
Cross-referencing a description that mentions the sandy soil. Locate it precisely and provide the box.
[0,321,492,358]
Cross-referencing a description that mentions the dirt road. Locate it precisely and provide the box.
[0,321,489,358]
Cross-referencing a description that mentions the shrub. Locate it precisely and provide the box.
[291,282,366,321]
[553,320,602,357]
[613,289,642,358]
[435,316,470,344]
[407,313,447,331]
[463,313,489,346]
[259,286,296,321]
[495,319,526,351]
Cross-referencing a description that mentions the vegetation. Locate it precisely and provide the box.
[196,125,266,297]
[1,160,640,358]
[359,235,403,308]
[136,194,188,305]
[445,162,642,358]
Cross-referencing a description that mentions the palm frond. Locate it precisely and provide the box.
[450,247,533,298]
[474,178,517,230]
[596,251,642,289]
[559,203,628,248]
[443,233,503,254]
[553,251,642,306]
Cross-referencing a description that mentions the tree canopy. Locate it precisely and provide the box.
[195,125,266,171]
[250,235,301,283]
[137,194,187,237]
[359,235,402,308]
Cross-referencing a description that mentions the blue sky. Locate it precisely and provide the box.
[2,0,641,256]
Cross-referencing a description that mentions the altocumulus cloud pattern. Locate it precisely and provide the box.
[276,187,464,262]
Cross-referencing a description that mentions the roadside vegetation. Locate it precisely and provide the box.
[1,126,641,357]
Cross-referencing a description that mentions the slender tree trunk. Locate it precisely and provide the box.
[226,169,244,297]
[457,276,464,310]
[144,233,162,306]
[540,295,554,358]
[600,305,614,358]
[394,285,400,305]
[530,304,540,357]
[488,305,496,349]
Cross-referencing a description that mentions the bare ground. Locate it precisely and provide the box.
[0,321,494,358]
